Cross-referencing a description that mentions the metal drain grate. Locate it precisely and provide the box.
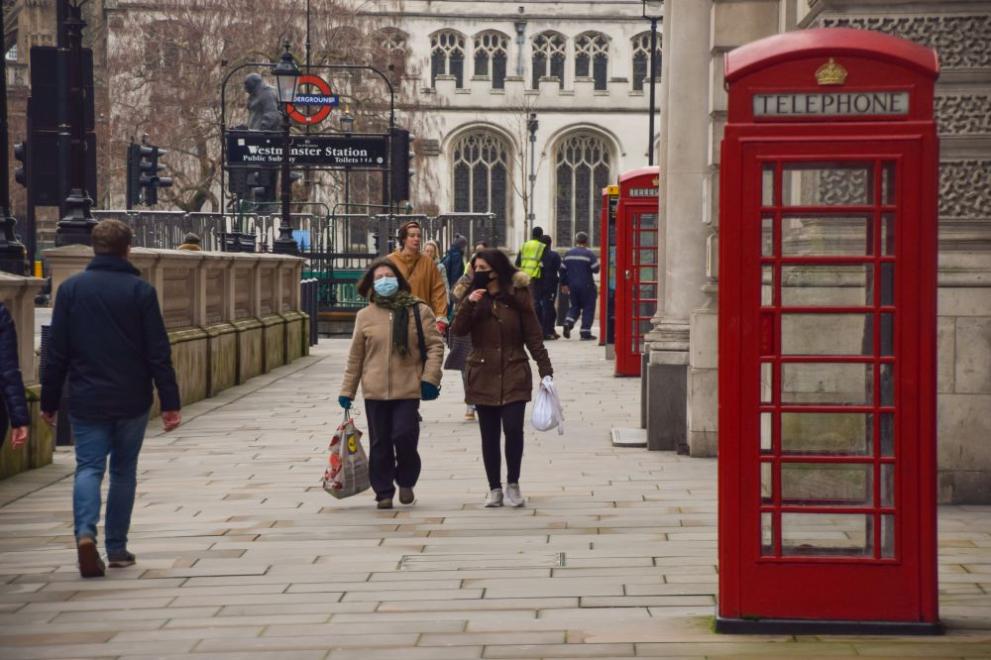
[399,552,566,571]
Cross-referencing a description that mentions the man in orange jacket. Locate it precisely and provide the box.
[387,221,449,334]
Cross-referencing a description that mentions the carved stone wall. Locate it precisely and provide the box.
[935,95,991,135]
[940,160,991,220]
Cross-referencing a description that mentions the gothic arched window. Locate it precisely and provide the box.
[575,32,609,90]
[532,31,566,89]
[431,30,466,88]
[378,29,408,84]
[474,31,510,89]
[554,133,612,248]
[632,31,662,92]
[452,131,512,247]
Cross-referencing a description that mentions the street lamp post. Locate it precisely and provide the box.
[340,112,353,214]
[526,112,538,238]
[642,0,662,166]
[272,43,301,256]
[0,4,26,273]
[55,0,97,246]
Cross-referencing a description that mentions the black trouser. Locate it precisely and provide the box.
[475,401,526,490]
[364,399,421,501]
[540,286,558,336]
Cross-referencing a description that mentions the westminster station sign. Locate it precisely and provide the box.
[226,132,388,168]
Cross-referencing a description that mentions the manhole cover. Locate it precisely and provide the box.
[399,552,565,571]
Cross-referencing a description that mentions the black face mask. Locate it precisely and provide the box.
[471,270,493,291]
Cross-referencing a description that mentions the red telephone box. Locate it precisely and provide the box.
[599,184,620,351]
[614,167,660,377]
[718,29,940,633]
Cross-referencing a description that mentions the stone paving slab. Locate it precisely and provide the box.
[0,339,988,658]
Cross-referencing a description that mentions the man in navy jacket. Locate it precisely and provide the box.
[42,219,182,578]
[560,231,600,340]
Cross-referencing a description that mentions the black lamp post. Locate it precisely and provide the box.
[526,112,538,237]
[642,0,662,166]
[272,43,301,255]
[0,4,25,273]
[55,0,97,247]
[340,111,353,213]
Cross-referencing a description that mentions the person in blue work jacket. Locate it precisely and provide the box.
[560,231,599,341]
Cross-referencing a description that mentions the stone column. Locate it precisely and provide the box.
[644,0,712,452]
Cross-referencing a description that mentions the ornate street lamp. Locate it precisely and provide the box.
[642,0,662,166]
[526,112,538,237]
[272,43,301,255]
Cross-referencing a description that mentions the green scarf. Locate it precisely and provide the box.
[372,291,420,356]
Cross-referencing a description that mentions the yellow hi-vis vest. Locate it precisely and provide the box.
[519,239,546,279]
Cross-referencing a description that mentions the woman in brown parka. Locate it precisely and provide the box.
[451,248,553,508]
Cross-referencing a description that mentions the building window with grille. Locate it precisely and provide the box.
[532,31,566,89]
[431,31,466,88]
[575,32,609,91]
[451,131,512,247]
[473,31,510,89]
[632,31,662,92]
[554,134,612,248]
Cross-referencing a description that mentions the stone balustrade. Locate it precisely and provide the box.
[0,247,309,480]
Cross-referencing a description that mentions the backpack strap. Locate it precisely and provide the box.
[412,303,428,366]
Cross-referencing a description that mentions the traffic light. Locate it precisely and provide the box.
[127,142,173,207]
[390,127,413,203]
[144,146,173,206]
[13,142,27,188]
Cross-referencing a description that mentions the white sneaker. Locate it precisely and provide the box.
[484,488,504,508]
[504,483,525,508]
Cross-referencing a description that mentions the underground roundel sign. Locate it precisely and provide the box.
[286,74,340,125]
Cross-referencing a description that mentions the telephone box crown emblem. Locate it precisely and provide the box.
[816,58,848,86]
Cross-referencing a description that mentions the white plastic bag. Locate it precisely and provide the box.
[532,376,565,435]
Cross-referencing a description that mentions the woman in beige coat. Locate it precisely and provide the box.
[339,259,445,509]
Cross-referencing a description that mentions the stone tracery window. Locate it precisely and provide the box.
[378,28,408,84]
[554,133,612,248]
[632,31,662,92]
[532,31,566,89]
[431,30,466,88]
[575,32,609,90]
[452,131,512,246]
[474,31,510,89]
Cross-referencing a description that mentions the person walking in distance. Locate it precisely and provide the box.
[339,259,444,509]
[0,302,30,452]
[452,249,553,508]
[423,240,451,322]
[41,220,182,578]
[560,231,600,341]
[538,234,561,340]
[439,234,469,292]
[387,221,449,336]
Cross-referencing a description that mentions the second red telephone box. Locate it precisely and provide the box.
[614,167,660,377]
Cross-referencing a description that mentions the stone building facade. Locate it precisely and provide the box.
[647,0,991,503]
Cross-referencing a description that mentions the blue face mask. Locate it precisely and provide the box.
[374,277,399,298]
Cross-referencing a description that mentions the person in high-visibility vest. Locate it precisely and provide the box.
[516,226,546,280]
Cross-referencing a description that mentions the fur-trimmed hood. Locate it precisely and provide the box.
[512,271,531,289]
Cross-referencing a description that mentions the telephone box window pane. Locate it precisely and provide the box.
[781,314,872,355]
[639,229,658,247]
[880,364,894,406]
[639,302,656,316]
[782,513,873,557]
[640,248,657,264]
[640,267,657,281]
[762,165,775,207]
[882,162,896,205]
[761,513,774,555]
[880,413,895,456]
[760,364,773,404]
[760,411,772,451]
[762,216,774,256]
[880,263,895,306]
[781,163,872,207]
[781,264,874,307]
[781,362,872,405]
[881,464,894,507]
[781,463,873,506]
[761,462,773,503]
[782,215,872,256]
[640,284,657,298]
[781,412,872,455]
[882,515,895,558]
[762,266,774,306]
[882,213,896,255]
[639,319,653,335]
[880,313,894,356]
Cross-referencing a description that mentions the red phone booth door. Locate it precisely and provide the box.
[616,207,659,376]
[733,139,933,622]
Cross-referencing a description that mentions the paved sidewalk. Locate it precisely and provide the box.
[0,338,988,659]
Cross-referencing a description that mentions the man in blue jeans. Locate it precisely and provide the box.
[42,220,182,578]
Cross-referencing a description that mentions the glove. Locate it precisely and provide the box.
[338,396,352,410]
[437,319,449,334]
[420,381,440,401]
